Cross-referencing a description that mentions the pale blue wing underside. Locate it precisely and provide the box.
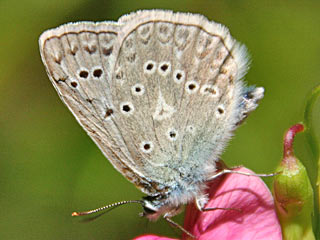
[39,10,263,197]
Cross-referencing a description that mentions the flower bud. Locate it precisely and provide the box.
[273,124,315,240]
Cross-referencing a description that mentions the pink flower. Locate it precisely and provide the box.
[134,167,282,240]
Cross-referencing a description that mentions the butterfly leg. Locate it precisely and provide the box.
[163,214,195,239]
[195,195,241,213]
[207,168,278,181]
[194,163,277,212]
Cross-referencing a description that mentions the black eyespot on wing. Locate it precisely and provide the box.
[93,69,103,78]
[160,63,169,72]
[218,107,224,114]
[146,63,154,70]
[143,143,150,150]
[188,84,196,90]
[122,105,131,112]
[135,87,141,92]
[79,70,89,78]
[71,81,78,88]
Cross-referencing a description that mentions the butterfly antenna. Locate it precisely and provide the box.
[72,200,144,216]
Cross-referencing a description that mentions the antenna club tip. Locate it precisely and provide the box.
[72,212,80,216]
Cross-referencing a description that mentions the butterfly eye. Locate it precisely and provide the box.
[143,206,157,215]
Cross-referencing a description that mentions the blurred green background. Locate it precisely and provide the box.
[1,0,319,239]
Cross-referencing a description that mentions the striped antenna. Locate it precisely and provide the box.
[72,200,144,216]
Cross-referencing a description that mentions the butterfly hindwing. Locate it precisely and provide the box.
[109,10,253,194]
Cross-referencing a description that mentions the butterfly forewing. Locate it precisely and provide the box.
[39,22,158,194]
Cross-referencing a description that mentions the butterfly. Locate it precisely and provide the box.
[39,9,264,235]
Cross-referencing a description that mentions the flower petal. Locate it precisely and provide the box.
[184,167,282,240]
[134,234,178,240]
